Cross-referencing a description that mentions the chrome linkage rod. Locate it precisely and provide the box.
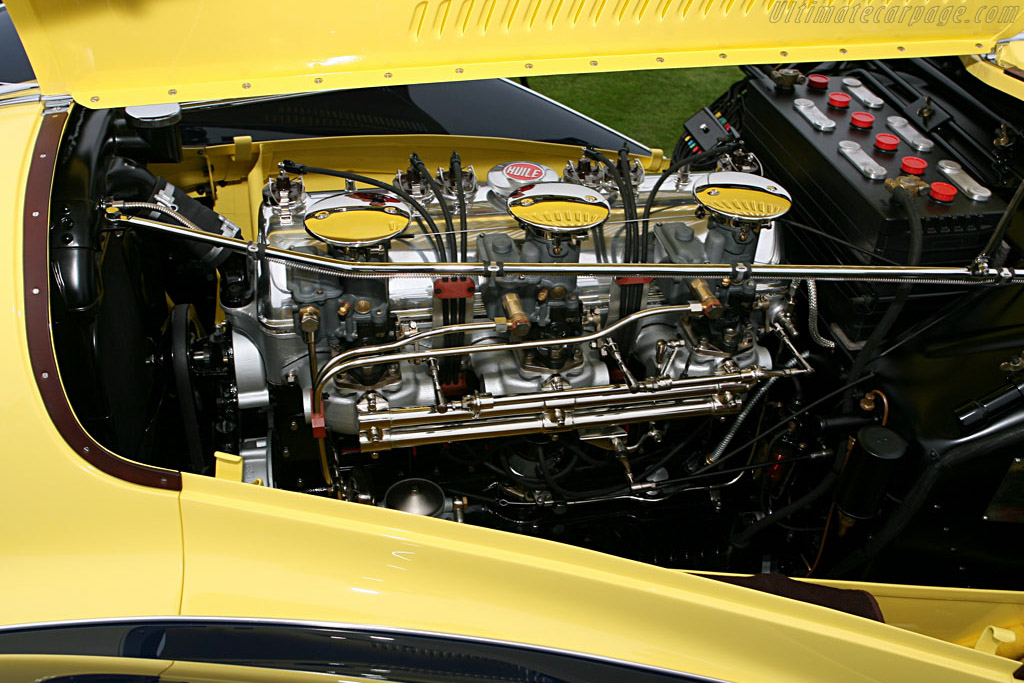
[107,210,1024,285]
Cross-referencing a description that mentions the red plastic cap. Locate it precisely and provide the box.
[850,111,875,129]
[828,92,851,108]
[874,133,900,151]
[900,156,928,175]
[929,181,958,202]
[808,74,830,90]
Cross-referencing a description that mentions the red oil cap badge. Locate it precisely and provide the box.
[503,162,545,182]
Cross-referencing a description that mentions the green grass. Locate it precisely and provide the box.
[528,66,744,152]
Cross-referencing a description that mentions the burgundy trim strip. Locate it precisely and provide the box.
[23,110,182,491]
[1006,67,1024,84]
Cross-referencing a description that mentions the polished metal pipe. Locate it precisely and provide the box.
[361,381,754,428]
[314,304,702,413]
[358,371,766,428]
[317,320,496,380]
[111,212,1024,284]
[360,396,737,451]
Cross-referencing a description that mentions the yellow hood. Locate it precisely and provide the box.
[6,0,1024,108]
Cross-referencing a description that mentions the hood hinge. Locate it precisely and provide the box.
[41,94,73,115]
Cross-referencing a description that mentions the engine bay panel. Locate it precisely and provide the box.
[46,58,1024,589]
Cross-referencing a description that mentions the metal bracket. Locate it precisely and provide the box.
[793,98,836,132]
[154,182,179,212]
[731,263,751,283]
[245,241,266,263]
[973,625,1016,654]
[842,77,884,109]
[886,116,935,153]
[839,141,887,180]
[41,94,73,115]
[969,255,991,277]
[937,160,991,201]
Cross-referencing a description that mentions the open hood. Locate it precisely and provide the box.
[6,0,1024,110]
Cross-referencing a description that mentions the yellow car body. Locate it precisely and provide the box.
[3,1,1024,680]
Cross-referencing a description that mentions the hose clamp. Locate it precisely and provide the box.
[245,241,267,262]
[731,263,751,283]
[153,182,179,212]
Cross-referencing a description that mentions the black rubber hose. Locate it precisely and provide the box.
[450,151,469,263]
[638,419,711,480]
[616,149,647,322]
[279,160,447,262]
[976,175,1024,266]
[584,147,634,258]
[841,186,923,411]
[441,298,453,380]
[731,463,841,549]
[412,216,445,262]
[618,148,643,316]
[828,423,1024,577]
[640,140,743,249]
[781,219,900,265]
[731,190,922,549]
[538,447,630,500]
[584,147,642,321]
[592,226,609,263]
[617,147,640,261]
[410,153,457,262]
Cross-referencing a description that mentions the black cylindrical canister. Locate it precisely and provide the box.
[835,425,908,520]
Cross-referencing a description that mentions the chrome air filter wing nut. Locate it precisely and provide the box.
[304,189,411,248]
[692,171,792,222]
[506,182,612,235]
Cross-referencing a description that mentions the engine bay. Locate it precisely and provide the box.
[48,58,1024,587]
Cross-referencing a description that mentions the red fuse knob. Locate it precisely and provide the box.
[874,133,899,151]
[929,181,957,202]
[900,156,927,175]
[828,92,851,108]
[850,111,875,129]
[808,74,830,90]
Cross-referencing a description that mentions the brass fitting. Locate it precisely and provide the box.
[884,175,929,195]
[994,122,1013,148]
[355,299,372,314]
[501,292,531,339]
[537,287,550,303]
[689,278,724,320]
[916,96,934,120]
[337,301,352,318]
[298,305,320,335]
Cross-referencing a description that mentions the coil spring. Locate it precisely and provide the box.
[806,280,836,349]
[265,256,422,279]
[115,201,203,231]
